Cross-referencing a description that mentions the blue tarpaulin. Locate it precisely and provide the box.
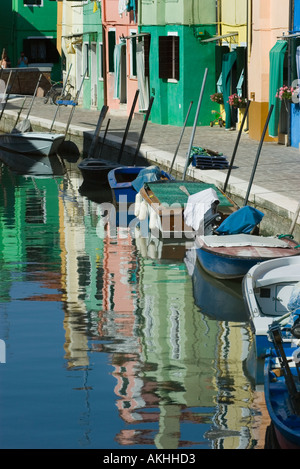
[215,206,264,235]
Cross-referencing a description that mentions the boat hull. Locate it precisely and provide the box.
[0,132,65,156]
[108,166,145,204]
[196,235,300,280]
[108,166,173,205]
[264,349,300,449]
[243,256,300,358]
[78,158,121,183]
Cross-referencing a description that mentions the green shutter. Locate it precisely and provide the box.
[269,40,288,138]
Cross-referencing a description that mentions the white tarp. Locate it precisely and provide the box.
[199,234,290,248]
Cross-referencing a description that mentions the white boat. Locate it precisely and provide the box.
[0,131,65,157]
[242,256,300,358]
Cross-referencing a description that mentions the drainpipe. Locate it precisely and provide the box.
[287,0,294,146]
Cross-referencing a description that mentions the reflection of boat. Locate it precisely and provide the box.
[138,180,236,238]
[243,256,300,358]
[191,253,248,322]
[0,132,65,157]
[196,233,300,280]
[264,325,300,449]
[0,148,65,176]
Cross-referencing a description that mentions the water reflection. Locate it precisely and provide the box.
[0,164,269,449]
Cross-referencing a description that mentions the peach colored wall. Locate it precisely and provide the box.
[102,0,139,114]
[248,0,289,141]
[248,0,289,103]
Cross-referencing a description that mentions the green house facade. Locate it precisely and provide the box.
[1,0,60,80]
[138,0,217,126]
[81,1,104,110]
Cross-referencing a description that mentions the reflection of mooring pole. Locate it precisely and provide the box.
[243,104,274,206]
[0,339,6,364]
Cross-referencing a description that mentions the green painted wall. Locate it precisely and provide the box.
[141,24,216,126]
[9,0,60,79]
[138,0,217,126]
[0,1,13,62]
[82,2,104,110]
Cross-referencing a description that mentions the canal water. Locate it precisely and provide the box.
[0,164,269,450]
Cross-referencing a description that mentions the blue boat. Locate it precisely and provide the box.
[108,165,173,204]
[195,206,300,279]
[264,324,300,449]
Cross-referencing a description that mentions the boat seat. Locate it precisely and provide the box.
[255,276,300,288]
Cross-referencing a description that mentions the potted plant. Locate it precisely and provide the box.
[276,85,298,110]
[228,93,247,108]
[210,92,224,104]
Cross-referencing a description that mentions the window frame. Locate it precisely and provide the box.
[98,42,104,81]
[83,41,89,78]
[129,30,137,78]
[23,0,43,6]
[159,32,179,82]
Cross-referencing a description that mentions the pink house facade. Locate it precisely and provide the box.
[102,0,139,115]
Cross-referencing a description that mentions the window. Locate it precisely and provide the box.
[159,34,179,81]
[24,0,43,5]
[98,42,104,80]
[130,31,137,77]
[83,42,89,77]
[108,30,116,72]
[23,38,59,63]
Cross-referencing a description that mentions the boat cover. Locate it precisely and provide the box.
[144,181,233,208]
[215,206,264,235]
[200,234,290,248]
[288,282,300,311]
[132,166,163,192]
[184,188,219,232]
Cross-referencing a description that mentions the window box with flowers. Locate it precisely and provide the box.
[228,93,247,108]
[210,92,224,104]
[276,85,298,111]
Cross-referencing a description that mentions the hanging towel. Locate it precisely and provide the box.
[113,43,125,99]
[184,188,219,232]
[118,0,127,16]
[136,41,150,111]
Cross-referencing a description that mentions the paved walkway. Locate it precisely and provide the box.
[2,96,300,235]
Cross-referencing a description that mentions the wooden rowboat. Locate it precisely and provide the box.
[138,180,237,238]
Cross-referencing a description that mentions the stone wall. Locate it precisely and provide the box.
[0,68,51,96]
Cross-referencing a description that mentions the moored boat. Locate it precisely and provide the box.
[196,232,300,280]
[243,256,300,358]
[264,324,300,449]
[108,165,173,204]
[137,180,237,238]
[0,132,65,157]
